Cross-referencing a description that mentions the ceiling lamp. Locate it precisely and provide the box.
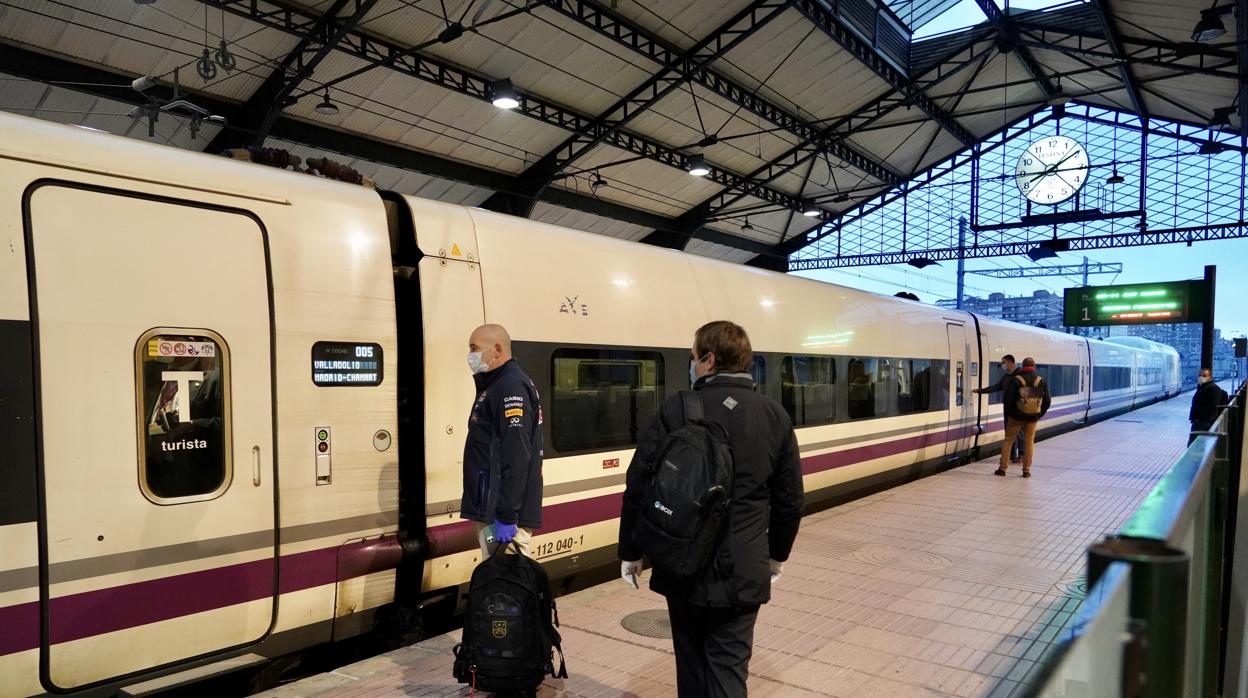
[1192,9,1227,43]
[1105,168,1124,185]
[1047,82,1071,107]
[590,172,608,191]
[1027,245,1059,262]
[490,78,520,110]
[740,217,754,231]
[1199,139,1229,155]
[801,199,821,217]
[314,89,339,115]
[687,154,710,177]
[833,192,850,203]
[907,257,938,269]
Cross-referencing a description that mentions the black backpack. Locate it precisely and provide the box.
[631,391,734,579]
[452,543,567,693]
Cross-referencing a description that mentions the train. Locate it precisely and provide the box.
[0,111,1181,696]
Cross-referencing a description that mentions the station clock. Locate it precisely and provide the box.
[1015,136,1089,205]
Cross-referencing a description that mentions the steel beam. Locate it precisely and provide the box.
[536,0,900,185]
[1087,0,1148,119]
[480,0,791,217]
[1014,21,1237,60]
[1239,0,1248,136]
[0,42,782,259]
[787,222,1248,270]
[967,261,1122,278]
[971,0,1058,98]
[190,0,805,217]
[793,0,978,148]
[205,0,380,152]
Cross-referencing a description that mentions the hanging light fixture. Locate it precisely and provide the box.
[1105,168,1124,185]
[1047,81,1071,107]
[833,192,850,203]
[740,217,754,231]
[590,171,608,191]
[1027,245,1058,262]
[315,89,339,115]
[1192,8,1227,42]
[490,78,520,109]
[687,154,710,177]
[801,199,821,217]
[1199,139,1230,155]
[907,257,938,269]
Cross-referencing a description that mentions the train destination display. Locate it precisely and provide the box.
[312,341,384,386]
[1063,280,1210,327]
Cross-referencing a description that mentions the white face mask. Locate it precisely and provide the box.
[1198,376,1211,385]
[467,350,490,374]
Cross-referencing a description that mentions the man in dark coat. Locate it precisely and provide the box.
[973,354,1023,463]
[1189,368,1229,444]
[619,320,804,697]
[998,356,1051,478]
[460,324,543,558]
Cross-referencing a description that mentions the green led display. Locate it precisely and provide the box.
[1064,280,1211,327]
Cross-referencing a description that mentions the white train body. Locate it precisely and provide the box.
[0,113,1181,696]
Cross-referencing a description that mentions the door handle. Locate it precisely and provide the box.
[252,445,261,487]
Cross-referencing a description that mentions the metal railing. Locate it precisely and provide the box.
[1025,384,1248,697]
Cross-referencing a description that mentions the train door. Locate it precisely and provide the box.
[945,323,972,457]
[25,184,276,689]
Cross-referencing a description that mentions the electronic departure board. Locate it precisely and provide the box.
[1063,280,1210,327]
[311,341,383,386]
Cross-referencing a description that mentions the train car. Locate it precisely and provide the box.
[0,113,1183,696]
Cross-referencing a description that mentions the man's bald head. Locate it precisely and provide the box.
[469,324,513,372]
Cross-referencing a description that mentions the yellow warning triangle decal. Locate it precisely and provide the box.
[451,244,462,256]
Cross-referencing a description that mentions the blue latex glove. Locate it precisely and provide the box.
[493,521,518,544]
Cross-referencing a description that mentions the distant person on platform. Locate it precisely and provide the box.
[461,324,543,558]
[1189,368,1228,444]
[972,354,1025,464]
[998,357,1051,478]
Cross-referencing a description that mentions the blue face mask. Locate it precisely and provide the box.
[689,353,709,385]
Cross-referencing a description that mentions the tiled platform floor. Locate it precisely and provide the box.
[256,396,1193,698]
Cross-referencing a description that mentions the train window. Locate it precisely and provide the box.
[136,331,231,503]
[1035,365,1080,397]
[550,349,663,453]
[1093,366,1132,391]
[846,357,888,420]
[780,355,835,426]
[898,359,940,413]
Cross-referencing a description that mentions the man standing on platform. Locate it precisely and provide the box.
[619,321,804,698]
[998,357,1050,478]
[460,324,543,558]
[1189,368,1228,444]
[973,354,1024,464]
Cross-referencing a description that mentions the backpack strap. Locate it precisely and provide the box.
[679,390,706,423]
[1015,375,1026,387]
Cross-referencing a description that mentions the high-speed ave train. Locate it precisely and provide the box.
[0,112,1181,696]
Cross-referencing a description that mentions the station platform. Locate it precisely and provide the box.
[255,394,1194,698]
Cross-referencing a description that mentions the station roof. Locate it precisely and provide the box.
[0,0,1241,266]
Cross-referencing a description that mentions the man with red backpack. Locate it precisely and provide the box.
[998,356,1051,478]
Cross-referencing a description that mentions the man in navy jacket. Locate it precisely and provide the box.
[461,324,543,557]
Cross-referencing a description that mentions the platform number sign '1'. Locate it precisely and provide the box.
[1063,280,1211,327]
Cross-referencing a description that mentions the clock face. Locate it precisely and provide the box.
[1015,136,1090,205]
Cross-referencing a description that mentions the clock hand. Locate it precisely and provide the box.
[1028,149,1081,185]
